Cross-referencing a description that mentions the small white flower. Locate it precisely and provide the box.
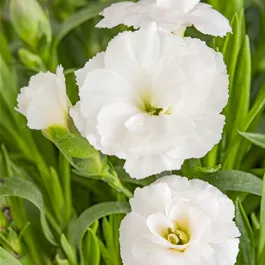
[71,25,228,179]
[16,66,68,130]
[120,175,240,265]
[97,0,231,37]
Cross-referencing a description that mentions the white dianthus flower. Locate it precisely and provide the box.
[96,0,231,37]
[16,66,68,130]
[120,175,240,265]
[71,25,229,179]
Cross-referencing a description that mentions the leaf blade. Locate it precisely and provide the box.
[72,202,130,246]
[0,176,45,212]
[235,199,256,265]
[238,131,265,149]
[202,170,263,196]
[0,247,23,265]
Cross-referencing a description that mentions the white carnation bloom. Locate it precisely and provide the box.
[16,66,69,130]
[120,175,240,265]
[96,0,231,37]
[71,25,229,179]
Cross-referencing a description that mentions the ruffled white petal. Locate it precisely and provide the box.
[130,182,172,217]
[97,0,231,37]
[105,24,160,87]
[212,239,240,265]
[124,154,184,180]
[16,66,68,130]
[96,2,137,28]
[69,102,86,137]
[75,52,105,87]
[189,3,232,37]
[97,103,139,158]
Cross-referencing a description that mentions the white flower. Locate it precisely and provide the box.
[120,175,240,265]
[71,25,229,179]
[96,0,232,37]
[16,66,69,130]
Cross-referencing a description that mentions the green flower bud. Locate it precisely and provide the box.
[0,210,9,231]
[8,227,23,255]
[18,48,46,72]
[55,254,70,265]
[10,0,52,51]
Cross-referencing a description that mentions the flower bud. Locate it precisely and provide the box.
[16,66,69,130]
[0,210,9,231]
[10,0,52,51]
[7,227,23,255]
[18,48,46,72]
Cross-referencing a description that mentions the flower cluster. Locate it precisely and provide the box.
[15,0,240,264]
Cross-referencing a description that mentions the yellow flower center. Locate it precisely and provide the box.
[167,228,190,245]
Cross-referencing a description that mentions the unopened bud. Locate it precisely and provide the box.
[0,210,9,231]
[18,48,46,72]
[10,0,52,51]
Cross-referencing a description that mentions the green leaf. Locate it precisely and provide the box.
[202,170,263,196]
[235,199,256,265]
[230,36,251,134]
[223,11,246,139]
[71,202,130,246]
[0,176,45,212]
[80,229,100,265]
[242,82,265,133]
[61,235,77,265]
[40,213,60,246]
[238,131,265,149]
[0,246,23,265]
[258,175,265,261]
[53,1,121,49]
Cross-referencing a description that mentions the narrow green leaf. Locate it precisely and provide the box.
[49,167,65,224]
[40,213,59,246]
[223,11,246,140]
[0,176,45,212]
[235,199,256,265]
[61,234,77,265]
[223,82,265,169]
[102,218,114,252]
[80,229,100,265]
[238,131,265,149]
[243,82,265,132]
[202,170,263,196]
[72,202,130,246]
[258,175,265,261]
[231,36,251,132]
[0,247,22,265]
[53,0,121,49]
[97,238,112,265]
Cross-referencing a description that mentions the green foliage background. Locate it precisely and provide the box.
[0,0,265,264]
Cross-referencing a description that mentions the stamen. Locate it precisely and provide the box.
[167,233,180,245]
[175,230,189,244]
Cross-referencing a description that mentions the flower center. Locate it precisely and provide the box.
[167,227,190,246]
[142,102,172,116]
[137,89,172,116]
